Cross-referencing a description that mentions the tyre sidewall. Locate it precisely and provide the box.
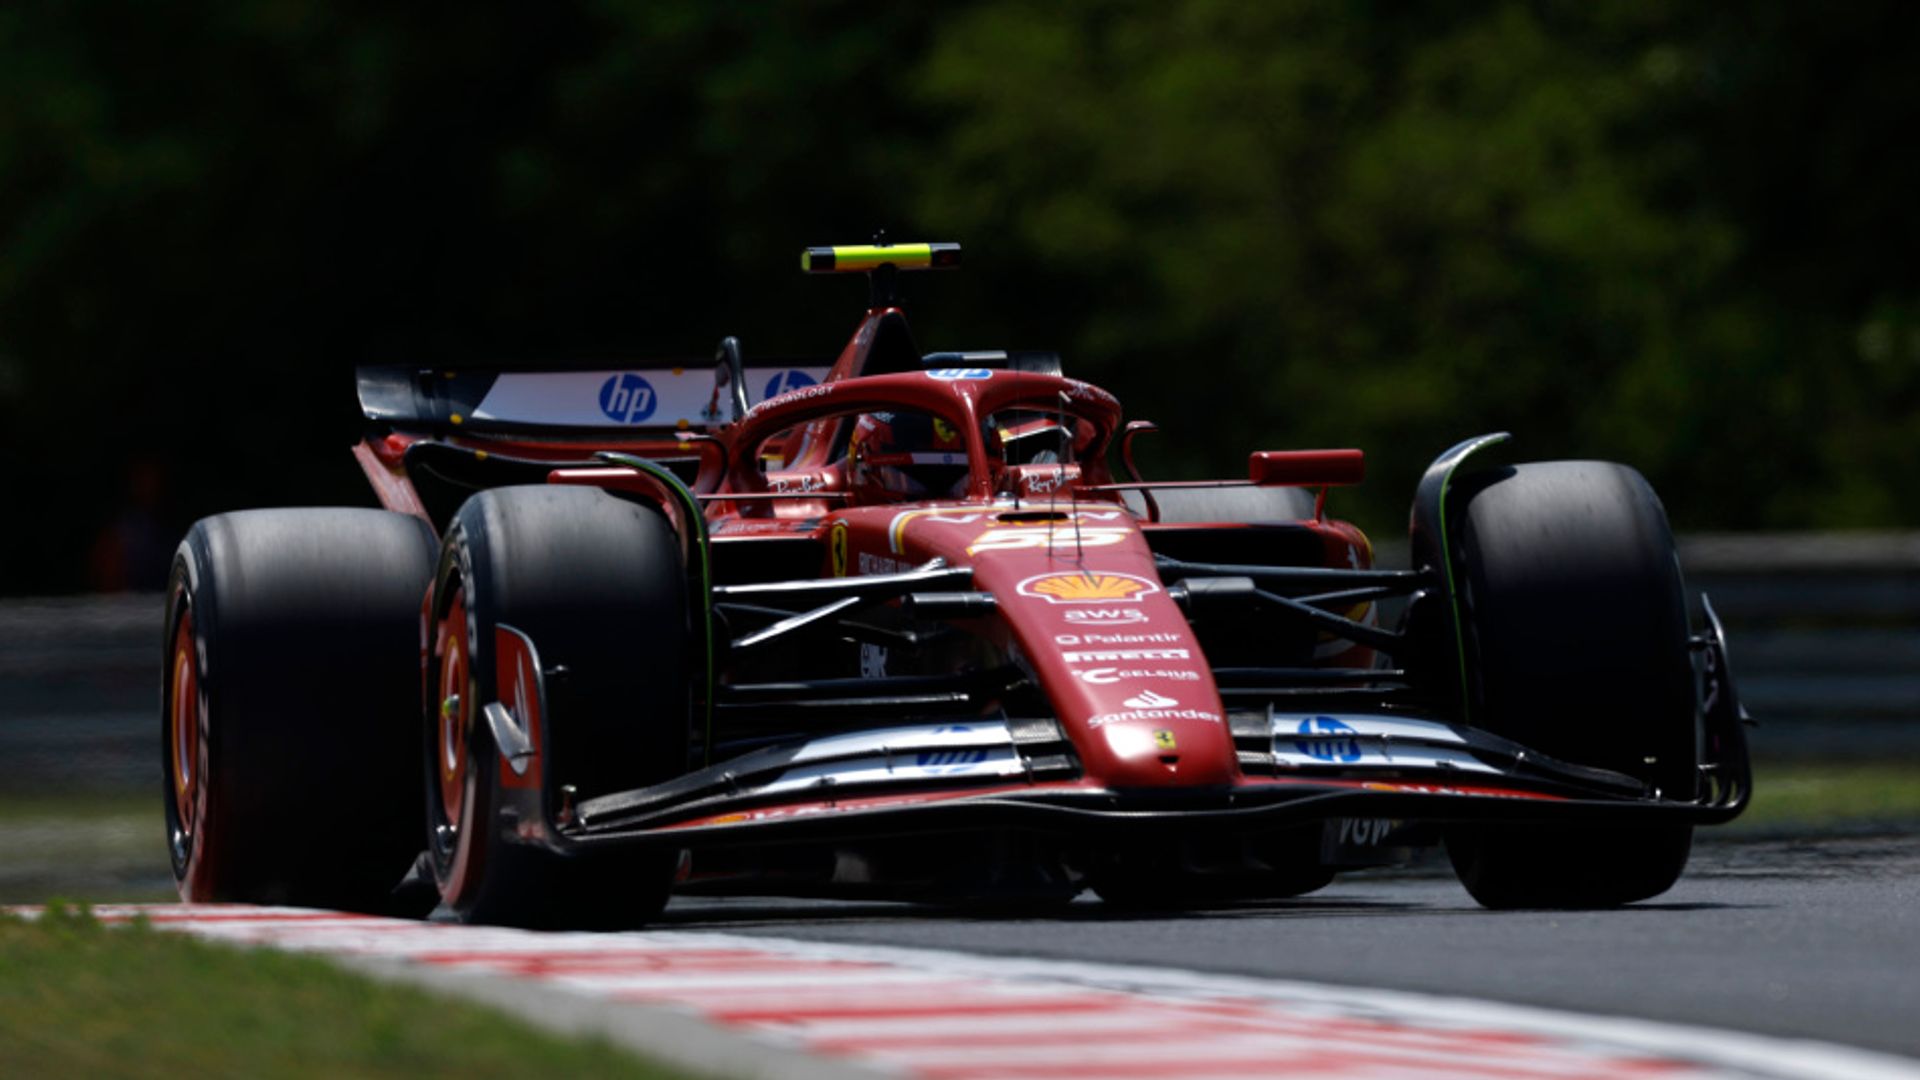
[163,509,437,909]
[164,541,222,899]
[425,486,691,928]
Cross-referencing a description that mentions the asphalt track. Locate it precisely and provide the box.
[654,834,1920,1062]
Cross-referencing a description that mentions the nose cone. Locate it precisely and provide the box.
[887,506,1239,790]
[972,555,1238,789]
[1061,613,1239,788]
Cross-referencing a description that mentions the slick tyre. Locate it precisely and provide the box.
[163,508,437,911]
[1442,461,1698,908]
[426,486,691,930]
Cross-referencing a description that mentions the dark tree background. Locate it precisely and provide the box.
[3,1,1916,594]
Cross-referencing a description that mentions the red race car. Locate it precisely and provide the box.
[162,241,1750,927]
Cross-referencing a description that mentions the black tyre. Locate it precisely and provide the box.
[1122,486,1316,523]
[1443,461,1698,908]
[426,485,691,929]
[163,508,437,910]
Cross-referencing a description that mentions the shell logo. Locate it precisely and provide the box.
[1017,572,1159,605]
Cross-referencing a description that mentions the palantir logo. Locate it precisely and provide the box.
[598,373,658,424]
[762,369,816,400]
[1294,716,1362,763]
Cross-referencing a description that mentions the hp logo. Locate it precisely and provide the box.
[915,724,989,774]
[1294,716,1362,763]
[762,369,817,400]
[598,373,657,424]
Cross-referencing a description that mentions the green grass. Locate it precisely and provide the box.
[0,904,708,1079]
[1733,759,1920,831]
[0,792,172,904]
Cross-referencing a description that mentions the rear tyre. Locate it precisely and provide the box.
[163,509,436,910]
[426,486,691,929]
[1442,461,1698,908]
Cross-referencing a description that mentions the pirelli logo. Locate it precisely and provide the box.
[1061,648,1191,662]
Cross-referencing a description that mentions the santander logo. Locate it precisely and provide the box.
[1122,690,1178,709]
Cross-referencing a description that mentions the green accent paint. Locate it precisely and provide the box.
[819,243,933,271]
[801,242,958,274]
[598,453,717,765]
[1436,432,1509,727]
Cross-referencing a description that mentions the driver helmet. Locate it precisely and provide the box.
[848,411,969,500]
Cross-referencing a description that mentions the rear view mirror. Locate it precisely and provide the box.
[1249,449,1365,487]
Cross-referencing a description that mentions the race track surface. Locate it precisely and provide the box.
[657,835,1920,1061]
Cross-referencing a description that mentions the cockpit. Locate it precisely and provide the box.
[724,370,1120,513]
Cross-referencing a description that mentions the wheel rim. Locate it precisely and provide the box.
[434,588,470,828]
[167,609,201,836]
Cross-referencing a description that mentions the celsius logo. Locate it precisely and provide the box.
[1123,690,1178,709]
[1295,716,1362,763]
[598,373,658,424]
[915,724,989,774]
[762,369,816,400]
[1073,668,1201,685]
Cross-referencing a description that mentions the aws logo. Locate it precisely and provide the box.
[1062,608,1150,626]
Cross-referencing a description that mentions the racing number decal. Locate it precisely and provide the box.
[829,522,849,577]
[966,526,1130,555]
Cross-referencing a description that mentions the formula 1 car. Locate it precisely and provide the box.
[162,241,1751,926]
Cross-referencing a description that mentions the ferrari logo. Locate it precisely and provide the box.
[1153,729,1177,750]
[829,522,849,577]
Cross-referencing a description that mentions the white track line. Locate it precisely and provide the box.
[38,904,1920,1080]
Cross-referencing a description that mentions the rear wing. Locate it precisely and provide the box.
[356,359,831,435]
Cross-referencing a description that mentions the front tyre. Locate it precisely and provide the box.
[163,508,436,910]
[426,486,691,929]
[1443,461,1698,908]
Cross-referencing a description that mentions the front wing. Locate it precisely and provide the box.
[545,710,1746,857]
[487,600,1750,857]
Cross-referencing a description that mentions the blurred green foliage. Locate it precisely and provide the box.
[2,2,1916,592]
